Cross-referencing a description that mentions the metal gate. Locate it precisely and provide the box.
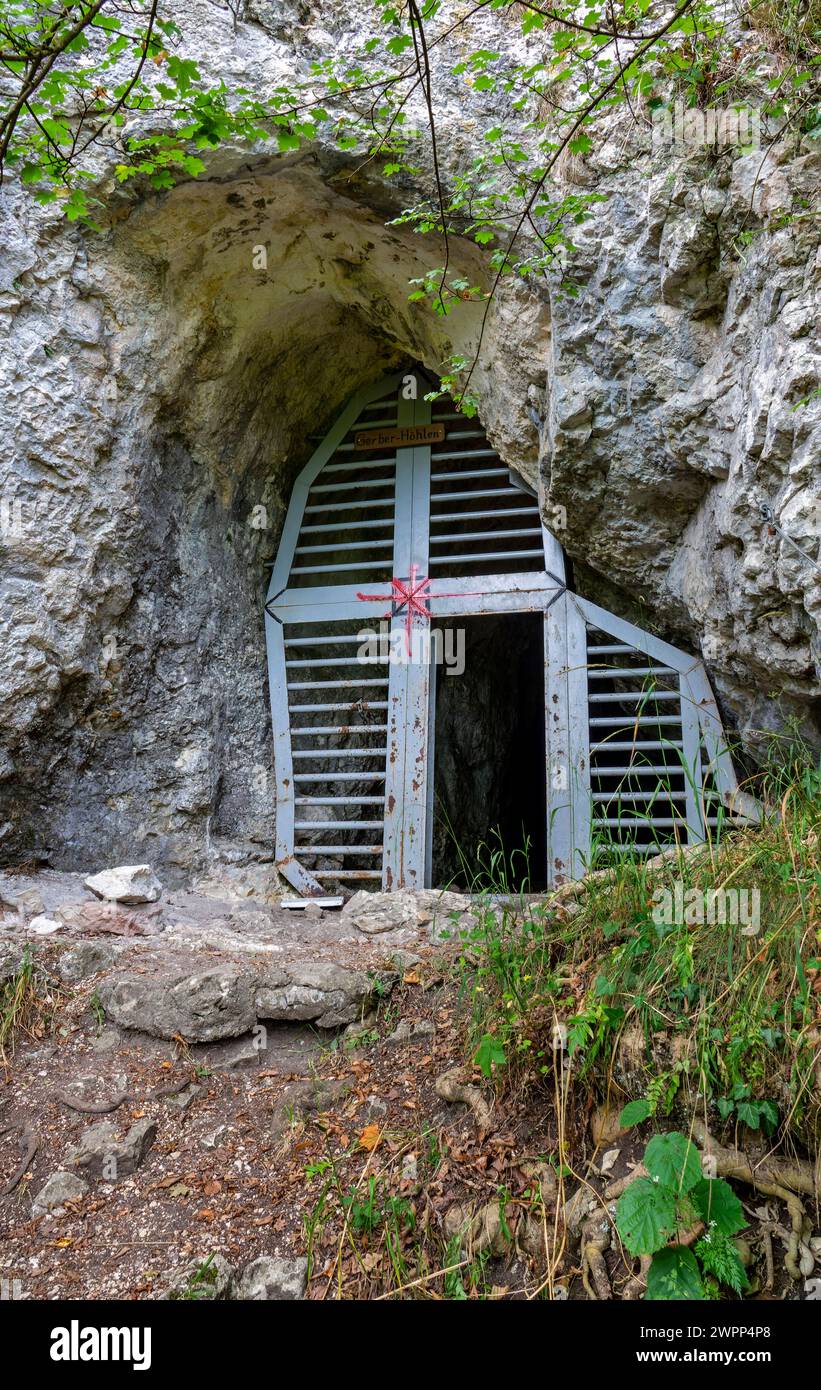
[265,373,753,893]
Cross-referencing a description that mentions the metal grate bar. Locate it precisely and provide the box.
[433,429,485,440]
[293,772,386,782]
[292,725,388,735]
[430,448,500,462]
[296,796,385,805]
[310,476,395,495]
[592,791,687,802]
[285,635,378,646]
[295,540,394,555]
[311,870,383,879]
[589,715,682,727]
[587,666,677,679]
[304,498,394,515]
[294,821,385,830]
[592,765,686,775]
[291,559,394,575]
[291,748,388,759]
[431,468,509,482]
[590,740,684,753]
[289,702,389,713]
[288,679,389,690]
[430,527,541,544]
[322,457,401,474]
[588,691,681,703]
[430,487,524,502]
[594,817,700,827]
[430,506,537,523]
[293,845,383,855]
[300,519,395,534]
[286,657,384,669]
[429,548,544,565]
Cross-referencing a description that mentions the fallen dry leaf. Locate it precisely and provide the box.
[358,1124,381,1152]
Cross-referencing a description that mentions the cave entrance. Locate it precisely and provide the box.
[265,370,750,896]
[429,613,547,892]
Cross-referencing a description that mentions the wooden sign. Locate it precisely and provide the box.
[354,423,445,450]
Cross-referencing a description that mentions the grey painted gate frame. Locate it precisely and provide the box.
[265,373,752,894]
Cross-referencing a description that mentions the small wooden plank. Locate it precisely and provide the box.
[355,423,445,449]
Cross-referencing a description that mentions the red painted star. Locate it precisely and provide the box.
[357,564,437,657]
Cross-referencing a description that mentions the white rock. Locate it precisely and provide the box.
[27,915,63,934]
[84,865,162,904]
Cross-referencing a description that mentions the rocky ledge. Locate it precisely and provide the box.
[0,865,482,1042]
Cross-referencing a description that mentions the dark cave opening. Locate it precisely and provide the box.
[430,613,547,892]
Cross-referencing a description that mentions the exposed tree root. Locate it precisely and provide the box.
[692,1120,814,1281]
[0,1122,38,1195]
[434,1069,493,1131]
[581,1213,612,1300]
[761,1228,774,1291]
[604,1164,647,1200]
[622,1254,652,1299]
[148,1077,194,1101]
[55,1090,132,1114]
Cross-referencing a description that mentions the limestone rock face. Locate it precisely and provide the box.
[0,1,818,879]
[97,966,258,1042]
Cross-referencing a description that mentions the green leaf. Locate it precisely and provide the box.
[646,1246,706,1300]
[696,1229,749,1293]
[692,1179,746,1237]
[644,1132,701,1193]
[616,1178,677,1256]
[20,162,45,186]
[474,1033,506,1078]
[166,56,200,95]
[619,1099,653,1129]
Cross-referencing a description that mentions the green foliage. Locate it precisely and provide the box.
[3,0,818,399]
[474,1031,507,1077]
[646,1245,707,1300]
[342,1175,415,1237]
[716,1084,779,1134]
[644,1132,701,1192]
[619,1098,653,1127]
[617,1178,679,1256]
[615,1130,748,1300]
[694,1229,749,1295]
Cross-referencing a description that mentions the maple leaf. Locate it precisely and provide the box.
[358,1124,381,1152]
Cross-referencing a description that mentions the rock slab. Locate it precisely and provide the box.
[84,865,162,905]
